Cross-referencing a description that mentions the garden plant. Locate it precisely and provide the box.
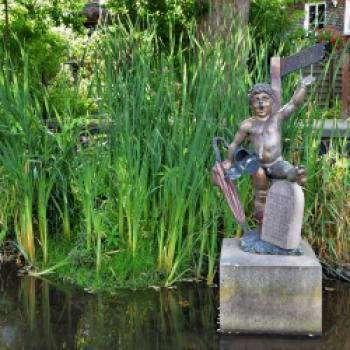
[0,3,349,291]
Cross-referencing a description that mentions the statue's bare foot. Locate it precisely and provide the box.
[296,165,307,184]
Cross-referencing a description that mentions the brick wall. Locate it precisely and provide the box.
[302,51,350,109]
[289,0,346,33]
[329,0,346,32]
[288,1,350,109]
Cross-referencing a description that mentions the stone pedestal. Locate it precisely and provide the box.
[220,238,322,335]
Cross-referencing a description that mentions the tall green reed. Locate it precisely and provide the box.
[0,48,78,263]
[0,52,37,262]
[92,22,272,284]
[0,20,348,286]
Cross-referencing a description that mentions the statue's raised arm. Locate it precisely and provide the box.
[278,75,315,120]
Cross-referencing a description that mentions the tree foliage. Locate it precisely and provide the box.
[106,0,202,41]
[249,0,296,56]
[0,0,86,84]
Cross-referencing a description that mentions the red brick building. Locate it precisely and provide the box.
[288,1,350,117]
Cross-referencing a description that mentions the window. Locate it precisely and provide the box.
[345,0,350,34]
[304,2,327,31]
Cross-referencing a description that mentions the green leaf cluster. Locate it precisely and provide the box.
[249,0,307,56]
[0,0,86,84]
[106,0,202,42]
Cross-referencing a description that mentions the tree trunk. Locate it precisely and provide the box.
[197,0,251,41]
[231,0,251,27]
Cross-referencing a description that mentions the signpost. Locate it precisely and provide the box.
[275,43,350,155]
[270,42,326,111]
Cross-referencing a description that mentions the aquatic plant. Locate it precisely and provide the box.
[0,20,348,288]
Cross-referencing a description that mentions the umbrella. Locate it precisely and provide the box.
[212,137,246,229]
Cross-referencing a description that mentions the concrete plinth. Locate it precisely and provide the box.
[220,238,322,335]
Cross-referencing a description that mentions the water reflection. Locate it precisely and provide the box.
[0,266,219,349]
[0,265,349,350]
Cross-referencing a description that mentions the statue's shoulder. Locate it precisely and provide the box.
[240,117,254,130]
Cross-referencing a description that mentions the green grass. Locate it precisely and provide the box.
[0,21,349,290]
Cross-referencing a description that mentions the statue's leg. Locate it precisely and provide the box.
[251,167,269,232]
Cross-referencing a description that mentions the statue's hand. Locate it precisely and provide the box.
[300,75,316,88]
[221,160,232,172]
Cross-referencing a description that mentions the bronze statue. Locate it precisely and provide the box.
[216,75,315,229]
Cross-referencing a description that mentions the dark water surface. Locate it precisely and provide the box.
[0,266,349,350]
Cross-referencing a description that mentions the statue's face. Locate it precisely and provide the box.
[251,93,273,118]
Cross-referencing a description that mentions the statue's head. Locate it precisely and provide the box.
[248,83,274,118]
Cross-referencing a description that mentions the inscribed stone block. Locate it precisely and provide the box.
[261,180,304,249]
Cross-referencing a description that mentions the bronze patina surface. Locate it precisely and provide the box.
[221,76,315,228]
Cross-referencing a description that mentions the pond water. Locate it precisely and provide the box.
[0,265,349,350]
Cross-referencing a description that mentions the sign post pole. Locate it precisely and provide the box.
[270,57,281,112]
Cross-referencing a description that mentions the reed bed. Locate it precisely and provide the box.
[0,22,348,288]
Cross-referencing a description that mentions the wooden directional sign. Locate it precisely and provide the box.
[280,42,326,77]
[270,42,327,110]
